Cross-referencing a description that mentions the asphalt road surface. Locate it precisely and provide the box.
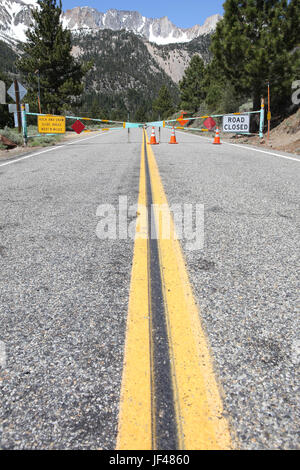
[0,128,299,450]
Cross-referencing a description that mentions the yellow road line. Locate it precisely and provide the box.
[116,133,152,450]
[145,132,232,450]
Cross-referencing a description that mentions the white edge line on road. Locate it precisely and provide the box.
[0,130,120,168]
[174,129,300,163]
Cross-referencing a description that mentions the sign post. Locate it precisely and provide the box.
[259,97,265,139]
[22,104,28,145]
[14,80,22,133]
[7,81,28,133]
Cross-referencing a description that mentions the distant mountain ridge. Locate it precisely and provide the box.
[62,7,221,45]
[0,0,222,45]
[0,1,216,120]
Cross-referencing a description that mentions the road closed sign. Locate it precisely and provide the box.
[223,114,250,133]
[38,115,66,134]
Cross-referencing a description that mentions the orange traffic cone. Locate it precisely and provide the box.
[148,127,159,145]
[213,127,221,145]
[169,126,178,144]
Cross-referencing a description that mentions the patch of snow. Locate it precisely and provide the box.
[137,16,146,33]
[3,0,21,17]
[0,0,38,42]
[21,0,38,5]
[61,16,69,29]
[149,25,190,45]
[12,22,28,42]
[154,35,190,45]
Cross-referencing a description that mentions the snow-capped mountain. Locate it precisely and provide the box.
[0,0,221,45]
[0,0,37,44]
[62,7,221,45]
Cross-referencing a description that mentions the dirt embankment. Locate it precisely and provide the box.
[225,108,300,155]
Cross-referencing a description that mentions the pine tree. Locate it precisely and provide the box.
[135,104,148,123]
[179,55,206,113]
[211,0,300,115]
[17,0,90,114]
[204,59,245,113]
[152,85,175,119]
[90,98,105,119]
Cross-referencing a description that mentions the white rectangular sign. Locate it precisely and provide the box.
[223,114,250,133]
[9,103,29,113]
[9,104,17,113]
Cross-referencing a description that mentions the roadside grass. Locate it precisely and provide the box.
[28,134,62,147]
[24,125,63,147]
[0,125,63,147]
[0,126,24,146]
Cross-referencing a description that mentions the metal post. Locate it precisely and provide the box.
[159,114,161,143]
[127,112,130,143]
[259,97,265,139]
[21,104,28,146]
[14,79,22,133]
[267,82,271,142]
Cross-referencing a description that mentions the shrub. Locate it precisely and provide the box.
[28,135,61,147]
[0,126,24,146]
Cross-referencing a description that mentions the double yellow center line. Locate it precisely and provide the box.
[116,130,232,450]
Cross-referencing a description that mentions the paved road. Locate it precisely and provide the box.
[155,129,300,450]
[0,130,139,449]
[0,128,299,449]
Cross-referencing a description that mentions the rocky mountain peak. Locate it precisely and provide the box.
[0,1,222,45]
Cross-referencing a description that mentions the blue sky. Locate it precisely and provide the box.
[62,1,224,29]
